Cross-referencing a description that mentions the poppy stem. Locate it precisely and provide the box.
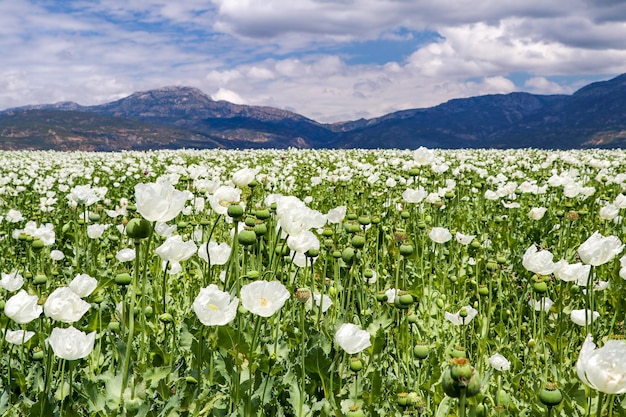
[595,391,604,417]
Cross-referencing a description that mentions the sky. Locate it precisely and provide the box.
[2,1,626,123]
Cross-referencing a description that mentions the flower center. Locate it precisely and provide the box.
[208,304,219,311]
[259,297,269,307]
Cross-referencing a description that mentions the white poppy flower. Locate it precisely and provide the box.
[193,284,239,326]
[488,353,511,371]
[577,334,626,394]
[335,323,371,354]
[240,280,290,317]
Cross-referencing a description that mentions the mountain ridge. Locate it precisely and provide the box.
[2,74,626,150]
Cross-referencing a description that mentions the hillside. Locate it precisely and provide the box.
[2,74,626,150]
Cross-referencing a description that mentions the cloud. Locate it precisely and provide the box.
[211,88,247,104]
[2,0,626,123]
[524,77,571,94]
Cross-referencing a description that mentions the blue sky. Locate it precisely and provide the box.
[1,0,626,122]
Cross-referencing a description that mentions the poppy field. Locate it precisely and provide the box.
[1,147,626,417]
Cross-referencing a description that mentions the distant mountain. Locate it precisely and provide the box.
[2,74,626,150]
[0,109,222,151]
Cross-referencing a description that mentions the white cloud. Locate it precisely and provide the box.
[524,77,571,94]
[2,0,626,123]
[211,88,247,104]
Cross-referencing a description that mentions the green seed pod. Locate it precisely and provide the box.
[275,243,289,256]
[496,389,510,407]
[227,203,244,220]
[144,306,154,318]
[533,280,548,294]
[33,274,47,285]
[115,273,132,286]
[88,213,101,222]
[442,366,481,398]
[351,234,366,249]
[538,383,563,407]
[478,285,489,296]
[244,216,256,227]
[253,223,267,236]
[450,346,467,358]
[238,229,257,246]
[341,247,355,264]
[126,218,152,239]
[346,407,365,417]
[31,239,45,251]
[248,270,260,279]
[398,293,414,306]
[177,221,188,229]
[375,291,388,302]
[450,358,473,381]
[399,244,414,256]
[486,261,498,271]
[108,321,120,332]
[413,342,429,360]
[32,349,45,361]
[394,294,410,309]
[400,211,410,219]
[397,392,409,407]
[345,222,361,234]
[185,376,198,385]
[159,313,174,323]
[255,208,271,220]
[349,357,363,372]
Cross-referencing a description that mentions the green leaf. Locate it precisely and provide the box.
[144,366,171,389]
[216,326,250,358]
[435,395,452,417]
[30,395,56,417]
[286,372,312,417]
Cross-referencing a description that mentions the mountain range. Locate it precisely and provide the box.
[1,73,626,151]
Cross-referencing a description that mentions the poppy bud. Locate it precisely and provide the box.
[126,218,152,239]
